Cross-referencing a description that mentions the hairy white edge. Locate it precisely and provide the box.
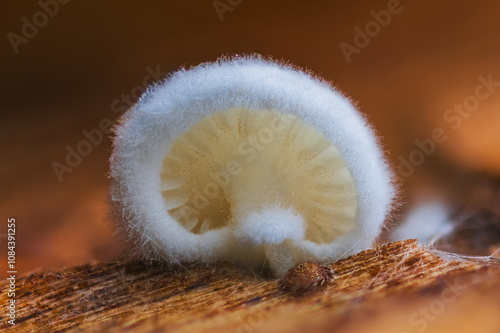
[110,57,395,277]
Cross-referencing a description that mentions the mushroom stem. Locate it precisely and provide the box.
[234,206,305,246]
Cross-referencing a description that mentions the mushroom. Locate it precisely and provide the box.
[110,56,395,277]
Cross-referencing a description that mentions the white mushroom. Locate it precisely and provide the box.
[110,56,395,277]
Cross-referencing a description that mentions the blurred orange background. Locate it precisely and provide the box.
[2,0,500,275]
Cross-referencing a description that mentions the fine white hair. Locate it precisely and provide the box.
[110,56,395,277]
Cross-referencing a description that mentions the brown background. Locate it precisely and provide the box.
[2,0,500,275]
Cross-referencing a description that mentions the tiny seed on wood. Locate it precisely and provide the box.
[280,262,335,293]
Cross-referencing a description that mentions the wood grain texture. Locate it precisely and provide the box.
[1,239,499,332]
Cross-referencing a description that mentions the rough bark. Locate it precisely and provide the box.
[1,239,499,332]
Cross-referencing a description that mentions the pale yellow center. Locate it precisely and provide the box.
[160,108,357,244]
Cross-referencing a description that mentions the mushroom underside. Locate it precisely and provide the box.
[160,108,358,246]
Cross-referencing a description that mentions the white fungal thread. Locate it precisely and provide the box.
[110,56,396,277]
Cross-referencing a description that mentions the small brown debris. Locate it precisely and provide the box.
[280,262,335,293]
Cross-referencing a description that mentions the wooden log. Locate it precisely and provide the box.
[1,239,499,332]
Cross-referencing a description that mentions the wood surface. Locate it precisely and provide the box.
[1,239,499,332]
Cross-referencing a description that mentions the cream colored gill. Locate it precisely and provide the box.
[160,108,357,244]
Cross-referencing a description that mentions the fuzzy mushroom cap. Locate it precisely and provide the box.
[110,57,395,277]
